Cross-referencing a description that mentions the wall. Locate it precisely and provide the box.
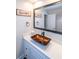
[16,16,32,58]
[16,0,33,11]
[16,0,33,58]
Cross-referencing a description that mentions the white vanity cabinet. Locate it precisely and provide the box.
[24,39,32,59]
[30,44,50,59]
[23,39,50,59]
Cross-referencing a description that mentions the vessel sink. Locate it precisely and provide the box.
[31,34,51,45]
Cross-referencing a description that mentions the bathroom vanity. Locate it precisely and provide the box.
[23,33,62,59]
[23,1,62,59]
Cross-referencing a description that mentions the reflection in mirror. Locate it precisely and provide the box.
[35,9,45,29]
[44,4,62,32]
[34,1,62,34]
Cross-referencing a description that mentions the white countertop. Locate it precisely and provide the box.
[23,33,62,59]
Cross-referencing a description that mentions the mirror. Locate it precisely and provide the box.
[34,9,45,29]
[33,1,62,34]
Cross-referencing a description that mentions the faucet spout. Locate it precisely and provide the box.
[41,31,45,36]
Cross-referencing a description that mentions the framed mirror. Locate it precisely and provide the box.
[33,1,62,34]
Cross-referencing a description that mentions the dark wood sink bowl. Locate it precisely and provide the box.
[31,34,51,45]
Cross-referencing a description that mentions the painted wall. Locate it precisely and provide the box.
[16,0,33,58]
[16,15,32,58]
[16,16,25,58]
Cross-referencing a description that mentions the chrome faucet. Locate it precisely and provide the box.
[41,31,45,36]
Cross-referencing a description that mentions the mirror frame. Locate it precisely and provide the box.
[33,1,62,34]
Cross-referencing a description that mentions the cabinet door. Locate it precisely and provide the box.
[24,39,50,59]
[42,54,50,59]
[30,46,42,59]
[30,45,50,59]
[24,40,32,59]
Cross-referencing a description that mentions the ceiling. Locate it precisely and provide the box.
[25,0,47,4]
[16,0,61,9]
[16,0,60,4]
